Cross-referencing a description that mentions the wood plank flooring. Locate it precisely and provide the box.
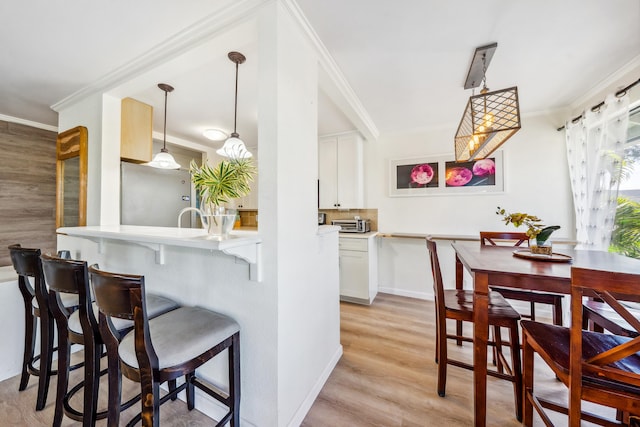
[0,293,614,425]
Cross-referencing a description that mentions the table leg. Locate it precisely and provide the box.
[455,254,464,346]
[473,271,489,427]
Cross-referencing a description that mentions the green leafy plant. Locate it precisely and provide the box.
[190,157,256,207]
[611,196,640,259]
[496,206,560,243]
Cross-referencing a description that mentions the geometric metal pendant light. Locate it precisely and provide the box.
[216,51,252,159]
[454,43,521,162]
[147,83,181,169]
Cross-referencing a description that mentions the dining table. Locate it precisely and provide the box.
[451,240,640,426]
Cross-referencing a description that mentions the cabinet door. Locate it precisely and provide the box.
[336,133,363,209]
[121,98,153,163]
[339,249,369,300]
[318,137,338,209]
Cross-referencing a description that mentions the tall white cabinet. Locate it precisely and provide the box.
[318,132,364,209]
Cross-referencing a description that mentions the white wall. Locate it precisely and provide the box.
[372,111,574,298]
[258,3,341,425]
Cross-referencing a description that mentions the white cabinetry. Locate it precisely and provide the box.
[338,234,378,305]
[318,132,363,209]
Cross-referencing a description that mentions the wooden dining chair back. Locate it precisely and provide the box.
[426,236,523,421]
[480,231,564,325]
[521,265,640,426]
[89,265,240,427]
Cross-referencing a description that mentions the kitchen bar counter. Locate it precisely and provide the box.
[58,225,263,281]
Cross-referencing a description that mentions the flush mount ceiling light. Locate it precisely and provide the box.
[147,83,181,169]
[454,43,521,162]
[217,51,252,159]
[203,128,228,141]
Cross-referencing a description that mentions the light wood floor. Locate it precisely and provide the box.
[0,293,614,426]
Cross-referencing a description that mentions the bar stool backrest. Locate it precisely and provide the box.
[88,266,159,371]
[9,244,45,303]
[40,254,97,334]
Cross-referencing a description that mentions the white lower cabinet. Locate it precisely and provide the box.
[338,234,378,305]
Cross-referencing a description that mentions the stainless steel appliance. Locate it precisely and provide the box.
[318,212,326,225]
[332,219,371,233]
[121,162,192,227]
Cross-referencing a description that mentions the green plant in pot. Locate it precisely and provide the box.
[190,157,255,238]
[496,206,560,255]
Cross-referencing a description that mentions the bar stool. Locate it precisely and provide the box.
[8,244,79,410]
[89,265,241,427]
[40,254,181,427]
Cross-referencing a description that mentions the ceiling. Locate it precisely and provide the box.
[1,0,639,150]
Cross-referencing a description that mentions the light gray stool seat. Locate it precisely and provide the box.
[68,294,180,335]
[119,307,240,370]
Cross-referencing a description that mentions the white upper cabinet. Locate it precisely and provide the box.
[318,131,364,209]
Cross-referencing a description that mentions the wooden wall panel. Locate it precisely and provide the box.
[0,120,57,267]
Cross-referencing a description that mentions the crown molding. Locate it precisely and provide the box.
[0,114,58,132]
[569,54,640,111]
[52,0,268,113]
[281,0,379,141]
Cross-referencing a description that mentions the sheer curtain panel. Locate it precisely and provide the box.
[565,93,630,250]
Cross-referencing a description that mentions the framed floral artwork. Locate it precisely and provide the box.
[389,151,504,196]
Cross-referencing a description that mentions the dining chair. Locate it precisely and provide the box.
[89,265,240,427]
[521,265,640,426]
[8,244,80,411]
[41,254,180,427]
[583,298,640,337]
[426,236,523,421]
[480,231,564,325]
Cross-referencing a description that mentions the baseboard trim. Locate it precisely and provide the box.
[287,344,344,427]
[378,287,433,301]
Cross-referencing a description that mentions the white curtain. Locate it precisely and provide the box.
[565,93,630,250]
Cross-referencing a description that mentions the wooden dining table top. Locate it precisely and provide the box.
[452,242,640,295]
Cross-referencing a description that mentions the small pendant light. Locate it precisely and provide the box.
[217,52,252,159]
[148,83,181,169]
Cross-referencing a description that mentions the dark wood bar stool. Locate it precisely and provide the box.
[89,265,241,427]
[426,237,523,421]
[41,254,181,427]
[8,244,79,410]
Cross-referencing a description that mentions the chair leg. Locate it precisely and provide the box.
[493,326,504,373]
[437,319,448,397]
[186,373,195,411]
[139,379,160,427]
[509,321,523,422]
[229,333,241,427]
[552,297,563,326]
[82,339,101,427]
[20,305,35,391]
[529,301,536,322]
[168,379,178,401]
[36,312,54,410]
[53,329,70,427]
[522,332,534,427]
[104,338,122,427]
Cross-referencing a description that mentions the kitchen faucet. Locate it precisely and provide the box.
[177,207,208,229]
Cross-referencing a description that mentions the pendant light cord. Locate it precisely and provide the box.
[163,88,168,150]
[233,60,239,135]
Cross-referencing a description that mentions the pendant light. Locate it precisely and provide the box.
[217,51,252,159]
[148,83,181,169]
[454,43,521,162]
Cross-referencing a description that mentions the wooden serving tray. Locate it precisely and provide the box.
[512,249,573,263]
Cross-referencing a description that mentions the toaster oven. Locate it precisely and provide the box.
[331,219,371,233]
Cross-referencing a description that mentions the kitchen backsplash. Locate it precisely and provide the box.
[320,209,378,231]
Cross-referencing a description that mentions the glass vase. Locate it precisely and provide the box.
[530,238,552,255]
[202,205,236,240]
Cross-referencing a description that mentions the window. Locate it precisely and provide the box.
[611,105,640,258]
